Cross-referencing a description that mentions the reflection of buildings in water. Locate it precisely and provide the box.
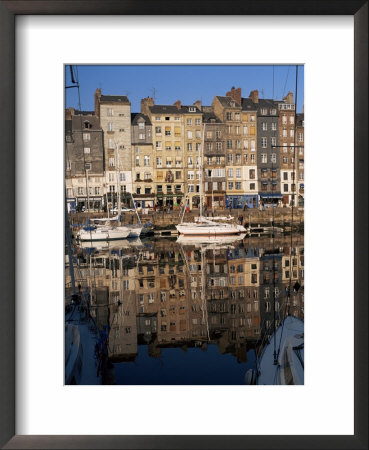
[65,236,304,365]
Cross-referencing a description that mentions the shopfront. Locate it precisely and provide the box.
[225,195,259,209]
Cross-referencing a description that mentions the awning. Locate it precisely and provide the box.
[260,194,283,198]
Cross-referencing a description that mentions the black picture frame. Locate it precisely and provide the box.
[0,1,367,449]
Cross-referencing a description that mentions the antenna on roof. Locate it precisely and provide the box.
[151,87,157,101]
[261,89,264,98]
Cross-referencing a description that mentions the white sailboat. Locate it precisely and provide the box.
[176,123,246,237]
[245,315,304,385]
[77,220,130,242]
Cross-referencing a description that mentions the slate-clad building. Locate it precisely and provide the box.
[65,108,104,211]
[250,90,282,205]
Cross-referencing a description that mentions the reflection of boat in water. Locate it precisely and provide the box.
[245,315,304,385]
[65,293,103,385]
[79,237,143,251]
[176,233,246,246]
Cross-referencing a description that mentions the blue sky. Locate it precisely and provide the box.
[65,65,304,114]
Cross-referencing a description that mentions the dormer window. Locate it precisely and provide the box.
[188,107,196,112]
[138,121,145,129]
[84,121,92,129]
[230,101,235,107]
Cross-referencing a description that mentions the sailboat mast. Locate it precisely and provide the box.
[199,123,206,218]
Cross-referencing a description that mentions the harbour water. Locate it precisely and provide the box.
[65,233,304,385]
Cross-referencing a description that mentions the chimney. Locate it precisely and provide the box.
[140,97,154,115]
[94,88,101,117]
[283,91,294,104]
[65,107,74,120]
[193,100,202,110]
[249,90,259,104]
[226,87,241,105]
[173,100,181,109]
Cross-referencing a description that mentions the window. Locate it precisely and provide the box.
[135,156,140,166]
[235,182,241,189]
[236,154,241,164]
[250,140,256,151]
[282,115,287,124]
[261,137,267,148]
[144,172,151,180]
[235,112,240,121]
[77,187,83,195]
[289,116,294,124]
[284,184,288,192]
[155,141,162,149]
[282,129,287,137]
[261,108,267,115]
[174,116,180,121]
[144,156,150,166]
[187,131,193,139]
[226,112,232,120]
[216,156,221,164]
[187,143,192,151]
[228,182,234,190]
[188,171,194,180]
[250,154,255,163]
[157,185,163,193]
[195,118,201,126]
[139,133,145,140]
[236,168,241,178]
[166,143,171,151]
[188,156,193,166]
[188,184,194,193]
[227,154,233,163]
[250,183,255,190]
[271,122,277,131]
[283,156,288,163]
[243,140,248,150]
[298,132,303,142]
[290,129,294,138]
[207,157,212,165]
[156,157,162,167]
[227,140,232,149]
[271,137,276,147]
[235,140,241,149]
[196,130,201,139]
[216,142,222,150]
[186,118,192,126]
[216,130,221,138]
[66,160,71,171]
[138,121,145,129]
[249,169,255,179]
[228,168,233,178]
[109,157,115,167]
[262,122,267,131]
[155,126,161,134]
[243,125,248,135]
[107,108,113,116]
[283,172,288,180]
[83,133,90,141]
[283,143,288,153]
[83,146,90,155]
[195,143,201,151]
[271,153,277,163]
[261,153,267,164]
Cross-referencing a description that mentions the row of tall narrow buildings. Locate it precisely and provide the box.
[65,87,304,211]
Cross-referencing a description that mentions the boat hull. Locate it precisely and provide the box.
[176,223,245,236]
[77,227,130,241]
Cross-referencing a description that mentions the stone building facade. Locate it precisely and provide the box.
[95,89,132,209]
[131,113,155,209]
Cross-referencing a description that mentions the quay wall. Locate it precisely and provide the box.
[69,207,304,231]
